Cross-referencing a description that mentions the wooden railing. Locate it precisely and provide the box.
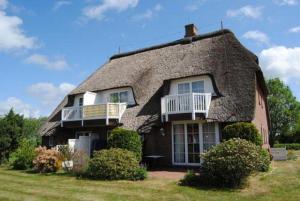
[62,103,127,125]
[161,93,211,122]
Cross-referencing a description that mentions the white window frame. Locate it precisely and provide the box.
[177,80,205,94]
[171,121,219,166]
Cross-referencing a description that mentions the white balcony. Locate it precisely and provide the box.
[161,93,212,122]
[61,103,127,126]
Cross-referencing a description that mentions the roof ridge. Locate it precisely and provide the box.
[110,29,233,60]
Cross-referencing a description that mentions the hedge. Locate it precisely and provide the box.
[274,143,300,150]
[87,148,146,180]
[108,128,142,161]
[223,122,263,146]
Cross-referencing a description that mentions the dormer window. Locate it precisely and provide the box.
[110,91,129,103]
[178,80,204,94]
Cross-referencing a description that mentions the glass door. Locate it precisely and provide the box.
[187,123,200,163]
[173,124,185,163]
[203,123,216,152]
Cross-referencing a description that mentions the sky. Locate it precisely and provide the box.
[0,0,299,118]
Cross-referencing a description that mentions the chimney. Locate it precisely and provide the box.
[185,24,198,37]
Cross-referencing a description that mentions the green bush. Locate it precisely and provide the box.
[274,143,300,150]
[132,166,148,180]
[9,139,37,170]
[257,148,271,172]
[287,150,298,160]
[108,128,142,161]
[179,170,199,186]
[223,122,263,146]
[87,148,146,180]
[201,138,265,187]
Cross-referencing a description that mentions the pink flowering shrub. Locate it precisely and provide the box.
[33,146,61,173]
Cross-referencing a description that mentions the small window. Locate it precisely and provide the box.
[120,91,129,103]
[192,81,204,93]
[49,136,54,147]
[178,83,190,94]
[79,98,83,106]
[110,93,119,103]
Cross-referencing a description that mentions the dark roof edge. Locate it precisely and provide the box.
[110,29,233,60]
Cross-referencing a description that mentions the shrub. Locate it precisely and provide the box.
[201,138,264,187]
[132,166,148,180]
[87,148,146,180]
[274,143,300,150]
[287,150,298,160]
[179,170,199,186]
[257,148,271,172]
[9,139,37,170]
[108,128,142,161]
[33,146,61,173]
[223,122,263,146]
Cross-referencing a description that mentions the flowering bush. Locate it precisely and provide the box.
[33,146,61,173]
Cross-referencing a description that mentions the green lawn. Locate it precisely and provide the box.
[1,154,300,201]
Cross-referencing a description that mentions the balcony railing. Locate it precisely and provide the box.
[61,103,127,125]
[161,93,212,122]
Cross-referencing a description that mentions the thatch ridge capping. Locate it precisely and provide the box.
[110,29,233,60]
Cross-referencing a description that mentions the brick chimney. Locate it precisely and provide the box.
[185,24,198,37]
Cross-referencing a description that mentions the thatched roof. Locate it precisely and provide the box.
[40,29,267,136]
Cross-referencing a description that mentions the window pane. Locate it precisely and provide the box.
[79,98,83,106]
[120,91,128,103]
[202,123,216,152]
[110,93,119,103]
[192,81,204,93]
[178,83,190,94]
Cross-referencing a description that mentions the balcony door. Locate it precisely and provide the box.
[172,122,219,165]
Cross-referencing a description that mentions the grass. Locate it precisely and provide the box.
[0,153,300,201]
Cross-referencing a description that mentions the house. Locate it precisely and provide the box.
[39,24,270,166]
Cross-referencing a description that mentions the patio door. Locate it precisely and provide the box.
[172,122,219,165]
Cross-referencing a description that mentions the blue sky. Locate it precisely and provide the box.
[0,0,299,117]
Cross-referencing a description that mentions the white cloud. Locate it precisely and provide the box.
[243,30,270,45]
[185,0,207,11]
[27,82,76,108]
[289,26,300,33]
[227,5,263,19]
[274,0,298,6]
[82,0,139,20]
[133,4,162,21]
[25,54,69,71]
[259,46,300,82]
[0,0,8,10]
[0,10,37,51]
[0,97,40,118]
[53,1,71,11]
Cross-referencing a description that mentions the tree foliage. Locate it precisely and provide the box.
[267,78,300,145]
[0,109,46,163]
[0,109,24,163]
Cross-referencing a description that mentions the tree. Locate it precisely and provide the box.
[0,109,24,163]
[23,117,47,145]
[267,78,300,146]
